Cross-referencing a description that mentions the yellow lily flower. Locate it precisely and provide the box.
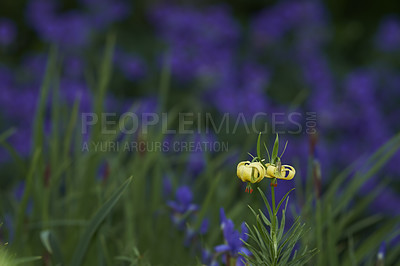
[264,163,296,180]
[237,160,296,192]
[236,161,266,183]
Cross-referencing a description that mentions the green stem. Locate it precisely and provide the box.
[271,181,278,264]
[271,185,276,215]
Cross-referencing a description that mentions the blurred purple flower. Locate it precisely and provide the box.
[80,0,130,29]
[64,56,86,79]
[375,16,400,52]
[0,18,17,46]
[211,62,270,118]
[19,53,48,85]
[202,249,218,266]
[200,218,210,235]
[167,185,199,231]
[343,70,389,148]
[0,65,14,88]
[185,133,217,178]
[377,242,385,261]
[184,218,209,246]
[215,208,250,265]
[59,79,93,113]
[167,186,198,214]
[114,51,147,81]
[251,1,326,47]
[27,1,92,48]
[149,4,239,81]
[162,175,173,198]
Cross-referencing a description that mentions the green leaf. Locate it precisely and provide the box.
[92,34,115,141]
[277,196,289,242]
[70,176,133,266]
[15,149,41,244]
[0,128,16,142]
[280,141,288,158]
[194,173,220,230]
[257,132,262,160]
[271,134,279,164]
[258,209,271,227]
[327,205,339,266]
[276,188,295,214]
[257,187,273,222]
[40,230,64,264]
[14,256,42,265]
[33,46,57,151]
[344,218,399,264]
[264,142,271,163]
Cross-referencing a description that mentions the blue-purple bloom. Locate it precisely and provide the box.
[149,4,239,82]
[0,18,17,46]
[162,175,173,198]
[80,0,130,29]
[202,248,218,266]
[251,1,326,47]
[167,186,198,229]
[215,208,250,265]
[27,1,92,49]
[114,50,147,81]
[375,16,400,52]
[168,186,198,214]
[377,242,385,261]
[210,62,270,118]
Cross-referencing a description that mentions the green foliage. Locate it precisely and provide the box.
[1,43,400,266]
[296,133,400,265]
[243,188,318,265]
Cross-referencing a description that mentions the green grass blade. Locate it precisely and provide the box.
[70,176,133,266]
[159,54,171,113]
[33,46,57,150]
[15,149,41,245]
[14,256,42,265]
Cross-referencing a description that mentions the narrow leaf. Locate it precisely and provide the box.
[70,176,133,266]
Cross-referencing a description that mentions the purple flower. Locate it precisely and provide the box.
[200,218,210,235]
[27,1,92,48]
[19,53,48,86]
[149,4,239,81]
[0,89,38,123]
[63,56,86,79]
[186,133,211,178]
[167,186,198,215]
[59,79,93,113]
[0,18,17,46]
[114,51,147,81]
[210,62,270,118]
[202,249,218,266]
[377,242,385,261]
[184,219,209,246]
[342,70,389,149]
[215,208,250,265]
[251,1,326,47]
[162,175,173,198]
[80,0,130,29]
[375,16,400,52]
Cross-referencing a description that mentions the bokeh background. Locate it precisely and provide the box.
[0,0,400,265]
